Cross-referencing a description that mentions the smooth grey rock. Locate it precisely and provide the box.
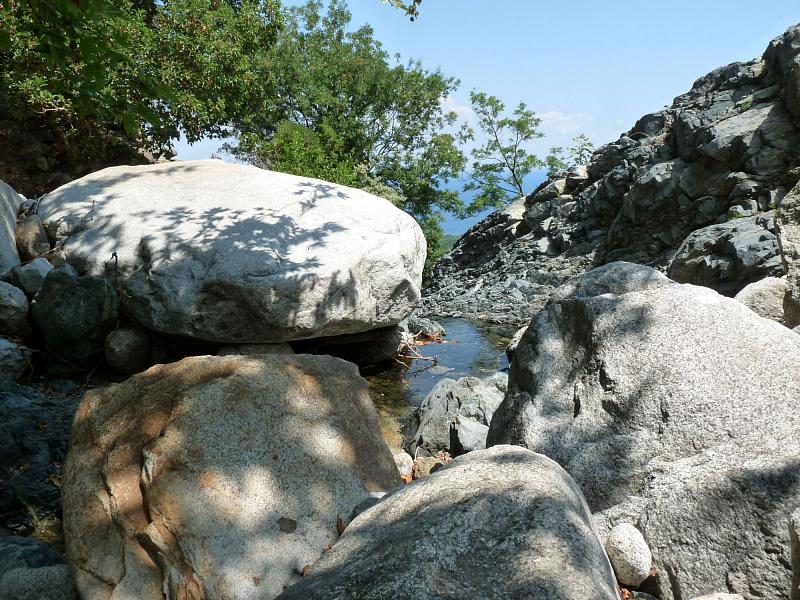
[217,342,294,356]
[0,536,64,579]
[454,416,489,453]
[104,327,150,373]
[0,338,32,380]
[488,262,800,599]
[39,161,425,343]
[30,266,118,364]
[668,213,784,295]
[409,372,508,457]
[277,446,621,600]
[733,275,789,322]
[0,281,30,337]
[393,451,413,479]
[403,313,445,337]
[0,564,77,600]
[605,523,652,587]
[0,179,22,274]
[15,214,50,262]
[12,257,52,297]
[63,354,400,600]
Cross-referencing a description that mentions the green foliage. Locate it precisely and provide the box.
[463,91,545,212]
[0,0,280,157]
[438,233,460,254]
[234,0,468,274]
[547,134,595,177]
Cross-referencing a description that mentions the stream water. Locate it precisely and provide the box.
[366,318,517,451]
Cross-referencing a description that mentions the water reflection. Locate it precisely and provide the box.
[366,319,515,451]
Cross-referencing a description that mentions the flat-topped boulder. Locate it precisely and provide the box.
[39,160,426,343]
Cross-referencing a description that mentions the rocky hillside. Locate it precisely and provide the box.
[422,24,800,324]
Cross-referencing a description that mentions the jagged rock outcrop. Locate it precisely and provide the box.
[38,160,426,344]
[63,354,399,600]
[423,24,800,324]
[488,262,800,599]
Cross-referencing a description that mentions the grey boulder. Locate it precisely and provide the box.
[0,564,77,600]
[15,214,50,262]
[488,262,800,599]
[409,371,508,456]
[605,523,652,587]
[277,445,621,600]
[0,536,65,579]
[63,354,400,600]
[777,180,800,327]
[0,338,32,380]
[104,327,150,373]
[39,160,426,343]
[0,281,30,337]
[733,275,790,323]
[0,179,22,274]
[12,257,53,297]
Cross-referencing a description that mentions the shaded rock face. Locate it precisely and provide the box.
[423,24,800,323]
[777,180,800,326]
[0,179,23,274]
[15,214,50,262]
[63,354,399,600]
[277,446,621,600]
[488,262,800,600]
[38,160,426,344]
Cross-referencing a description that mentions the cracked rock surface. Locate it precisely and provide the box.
[63,354,400,600]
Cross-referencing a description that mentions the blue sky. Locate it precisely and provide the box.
[174,1,800,233]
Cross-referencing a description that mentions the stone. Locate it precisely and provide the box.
[605,523,652,587]
[506,325,527,361]
[777,180,800,327]
[217,342,294,356]
[689,596,744,600]
[30,266,119,364]
[293,325,408,367]
[0,281,30,337]
[15,214,50,261]
[39,160,425,343]
[0,564,78,600]
[0,536,65,579]
[12,257,53,296]
[409,372,508,457]
[277,446,621,600]
[488,262,800,599]
[104,327,150,373]
[566,164,590,189]
[411,453,451,479]
[0,338,32,380]
[392,451,413,479]
[403,312,445,338]
[0,179,22,274]
[733,276,789,322]
[63,354,399,600]
[668,213,784,295]
[0,382,80,529]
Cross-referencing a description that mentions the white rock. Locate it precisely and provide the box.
[392,451,413,478]
[733,276,789,323]
[605,523,652,587]
[39,160,426,343]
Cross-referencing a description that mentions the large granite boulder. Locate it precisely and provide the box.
[0,178,22,274]
[488,262,800,599]
[0,281,31,337]
[63,354,400,600]
[667,213,784,295]
[277,445,621,600]
[733,275,790,323]
[39,160,426,343]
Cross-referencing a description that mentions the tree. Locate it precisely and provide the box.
[546,134,595,177]
[463,91,545,212]
[233,0,468,274]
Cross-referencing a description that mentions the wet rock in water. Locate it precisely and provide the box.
[0,382,80,531]
[409,371,507,457]
[15,214,50,262]
[0,338,32,380]
[0,179,23,274]
[31,266,118,364]
[38,160,425,344]
[12,257,52,297]
[277,446,621,600]
[0,281,30,337]
[667,213,784,296]
[104,327,150,373]
[217,342,294,356]
[733,275,790,323]
[488,261,800,599]
[402,312,445,338]
[605,523,652,587]
[0,564,77,600]
[63,354,399,600]
[0,536,65,579]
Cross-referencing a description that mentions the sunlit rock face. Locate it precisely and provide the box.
[62,354,400,600]
[38,160,426,343]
